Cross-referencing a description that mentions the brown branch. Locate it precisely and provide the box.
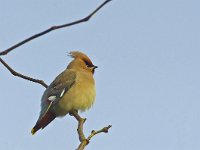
[0,0,111,56]
[87,125,112,141]
[70,111,112,150]
[0,57,48,88]
[70,110,87,141]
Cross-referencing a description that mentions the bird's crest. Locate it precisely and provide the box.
[69,51,94,67]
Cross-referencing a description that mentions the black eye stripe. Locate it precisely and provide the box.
[84,60,93,67]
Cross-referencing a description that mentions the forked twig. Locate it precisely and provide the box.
[70,111,111,150]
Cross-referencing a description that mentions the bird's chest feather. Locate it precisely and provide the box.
[57,72,96,115]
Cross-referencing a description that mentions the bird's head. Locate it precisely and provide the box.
[67,51,97,74]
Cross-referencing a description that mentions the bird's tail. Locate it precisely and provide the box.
[31,111,56,135]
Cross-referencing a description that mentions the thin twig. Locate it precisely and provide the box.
[0,57,48,88]
[77,125,112,150]
[70,111,112,150]
[87,125,112,141]
[0,0,111,56]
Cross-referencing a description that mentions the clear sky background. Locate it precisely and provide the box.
[0,0,200,150]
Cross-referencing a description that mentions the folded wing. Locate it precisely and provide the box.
[31,70,76,135]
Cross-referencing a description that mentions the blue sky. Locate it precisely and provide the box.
[0,0,200,150]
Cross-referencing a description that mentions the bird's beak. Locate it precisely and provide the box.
[91,65,98,74]
[93,65,98,69]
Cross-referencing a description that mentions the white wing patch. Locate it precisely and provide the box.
[60,88,65,97]
[48,96,56,101]
[43,88,66,118]
[47,88,65,103]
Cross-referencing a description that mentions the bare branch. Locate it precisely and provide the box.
[0,57,48,88]
[77,125,112,150]
[87,125,112,141]
[0,0,111,56]
[70,111,112,150]
[70,110,86,141]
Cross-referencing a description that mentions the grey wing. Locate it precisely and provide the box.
[39,70,76,119]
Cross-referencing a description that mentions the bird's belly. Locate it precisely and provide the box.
[55,82,96,116]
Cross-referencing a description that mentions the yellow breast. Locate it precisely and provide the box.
[56,71,96,116]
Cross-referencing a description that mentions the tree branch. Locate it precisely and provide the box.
[0,0,111,56]
[70,111,112,150]
[0,57,48,88]
[70,110,87,141]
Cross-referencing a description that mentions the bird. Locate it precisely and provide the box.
[31,51,97,135]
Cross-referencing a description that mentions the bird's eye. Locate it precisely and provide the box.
[84,61,91,68]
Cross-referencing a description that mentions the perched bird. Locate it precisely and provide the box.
[31,51,97,135]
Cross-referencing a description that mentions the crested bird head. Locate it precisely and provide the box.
[67,51,97,74]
